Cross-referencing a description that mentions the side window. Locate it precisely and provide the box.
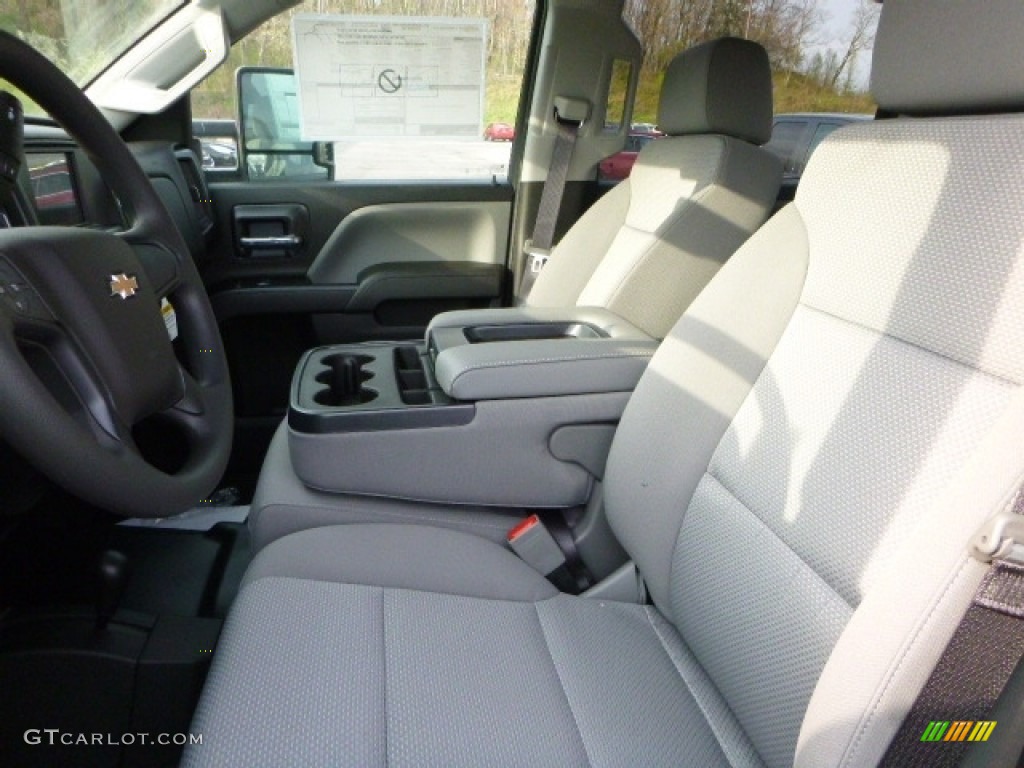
[27,153,82,226]
[193,119,240,172]
[191,1,536,183]
[765,121,808,176]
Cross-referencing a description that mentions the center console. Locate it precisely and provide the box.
[285,307,658,508]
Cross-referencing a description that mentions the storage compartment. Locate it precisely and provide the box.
[289,342,474,434]
[464,322,607,344]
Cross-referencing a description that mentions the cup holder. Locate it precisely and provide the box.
[315,354,377,407]
[322,353,375,372]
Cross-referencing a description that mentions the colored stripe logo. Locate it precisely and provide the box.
[920,721,996,742]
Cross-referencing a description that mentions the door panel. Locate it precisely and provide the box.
[307,201,509,283]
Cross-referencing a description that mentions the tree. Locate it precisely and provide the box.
[821,0,879,91]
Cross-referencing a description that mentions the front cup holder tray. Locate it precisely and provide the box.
[289,342,475,434]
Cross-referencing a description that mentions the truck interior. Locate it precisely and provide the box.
[3,0,1024,766]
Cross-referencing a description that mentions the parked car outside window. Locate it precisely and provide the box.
[597,124,664,181]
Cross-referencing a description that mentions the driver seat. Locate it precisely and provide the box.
[184,1,1024,765]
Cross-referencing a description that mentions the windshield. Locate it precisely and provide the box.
[0,0,185,87]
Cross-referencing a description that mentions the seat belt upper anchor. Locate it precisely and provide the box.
[970,509,1024,565]
[552,96,589,128]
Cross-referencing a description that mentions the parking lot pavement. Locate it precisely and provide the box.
[333,140,512,181]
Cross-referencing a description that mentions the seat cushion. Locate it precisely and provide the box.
[184,524,762,768]
[241,523,557,602]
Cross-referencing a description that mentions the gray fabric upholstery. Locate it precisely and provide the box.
[186,569,761,768]
[605,203,810,614]
[657,37,773,144]
[249,422,526,551]
[243,524,557,601]
[872,0,1024,115]
[577,136,781,338]
[524,179,631,309]
[606,112,1024,767]
[525,42,781,339]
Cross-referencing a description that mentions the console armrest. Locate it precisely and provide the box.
[435,338,658,400]
[427,306,654,344]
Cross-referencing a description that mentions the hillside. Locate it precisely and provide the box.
[631,69,875,125]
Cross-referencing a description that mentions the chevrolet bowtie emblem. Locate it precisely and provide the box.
[109,273,139,300]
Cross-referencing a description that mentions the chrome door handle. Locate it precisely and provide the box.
[239,234,302,250]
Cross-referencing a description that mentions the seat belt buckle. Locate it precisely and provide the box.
[970,509,1024,564]
[524,241,550,274]
[508,514,566,576]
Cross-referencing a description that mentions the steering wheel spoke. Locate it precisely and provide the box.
[0,254,56,329]
[125,239,184,297]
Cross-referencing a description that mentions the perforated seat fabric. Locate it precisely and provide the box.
[526,37,781,339]
[185,2,1024,766]
[186,525,762,768]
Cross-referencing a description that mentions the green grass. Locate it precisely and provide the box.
[631,69,875,125]
[484,75,523,125]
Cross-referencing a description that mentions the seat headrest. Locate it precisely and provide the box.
[872,0,1024,115]
[656,37,773,145]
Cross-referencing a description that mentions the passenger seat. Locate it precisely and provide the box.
[455,36,782,340]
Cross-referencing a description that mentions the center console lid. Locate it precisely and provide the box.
[426,307,659,400]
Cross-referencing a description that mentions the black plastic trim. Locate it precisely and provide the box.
[288,343,476,434]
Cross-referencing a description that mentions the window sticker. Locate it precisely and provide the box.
[291,15,487,141]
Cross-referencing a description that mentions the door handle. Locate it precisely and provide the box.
[233,204,310,259]
[239,234,303,250]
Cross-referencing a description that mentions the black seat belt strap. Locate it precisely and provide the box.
[540,509,593,593]
[881,501,1024,767]
[518,96,589,302]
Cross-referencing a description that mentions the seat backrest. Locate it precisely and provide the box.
[526,37,781,339]
[604,1,1024,766]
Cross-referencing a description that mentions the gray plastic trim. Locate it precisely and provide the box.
[582,561,646,604]
[549,424,618,480]
[307,201,510,284]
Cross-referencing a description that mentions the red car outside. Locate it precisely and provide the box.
[599,129,663,180]
[483,122,515,141]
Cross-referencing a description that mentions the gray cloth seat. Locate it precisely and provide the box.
[189,524,761,768]
[526,36,781,339]
[186,2,1024,766]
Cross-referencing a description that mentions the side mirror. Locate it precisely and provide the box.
[236,66,327,180]
[312,141,334,171]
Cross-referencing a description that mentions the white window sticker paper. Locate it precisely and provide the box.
[290,15,487,141]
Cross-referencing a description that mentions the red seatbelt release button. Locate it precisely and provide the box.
[508,514,566,576]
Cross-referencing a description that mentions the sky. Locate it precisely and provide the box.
[810,0,881,91]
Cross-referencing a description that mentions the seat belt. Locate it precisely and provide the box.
[880,499,1024,767]
[517,96,590,303]
[506,511,593,594]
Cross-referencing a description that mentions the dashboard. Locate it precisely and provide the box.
[17,120,214,266]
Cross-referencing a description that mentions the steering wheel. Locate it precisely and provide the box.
[0,32,232,517]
